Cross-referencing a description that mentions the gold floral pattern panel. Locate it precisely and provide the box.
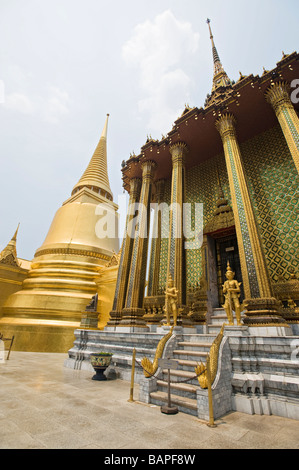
[241,124,299,282]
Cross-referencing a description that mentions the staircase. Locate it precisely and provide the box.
[149,308,230,416]
[148,307,250,415]
[149,331,217,415]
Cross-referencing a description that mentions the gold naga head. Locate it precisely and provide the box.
[225,261,235,280]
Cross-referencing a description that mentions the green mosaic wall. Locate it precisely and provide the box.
[184,154,230,288]
[158,179,171,291]
[157,154,230,290]
[241,124,299,282]
[156,124,299,291]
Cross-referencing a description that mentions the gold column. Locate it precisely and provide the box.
[216,113,283,326]
[107,178,141,326]
[167,142,188,307]
[120,160,156,327]
[147,179,165,297]
[265,81,299,174]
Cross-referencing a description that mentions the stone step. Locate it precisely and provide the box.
[157,379,198,398]
[75,331,165,345]
[177,341,213,350]
[173,349,207,359]
[210,314,227,320]
[208,325,224,335]
[162,368,198,381]
[181,333,216,343]
[149,391,198,416]
[176,358,200,369]
[78,343,158,356]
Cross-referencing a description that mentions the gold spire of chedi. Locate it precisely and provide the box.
[72,114,113,200]
[205,19,233,107]
[0,116,119,353]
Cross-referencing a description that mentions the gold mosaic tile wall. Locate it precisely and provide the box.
[184,154,230,288]
[158,179,171,291]
[157,154,230,290]
[241,125,299,282]
[156,124,298,291]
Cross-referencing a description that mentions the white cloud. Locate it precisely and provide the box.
[2,66,70,124]
[4,92,35,114]
[122,10,199,134]
[41,86,70,124]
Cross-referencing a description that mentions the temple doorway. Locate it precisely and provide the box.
[215,235,244,306]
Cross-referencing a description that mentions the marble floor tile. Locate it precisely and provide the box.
[1,351,299,449]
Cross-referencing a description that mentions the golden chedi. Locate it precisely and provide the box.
[0,115,119,352]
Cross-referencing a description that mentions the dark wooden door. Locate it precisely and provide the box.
[216,236,244,305]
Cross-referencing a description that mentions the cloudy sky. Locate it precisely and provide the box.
[0,0,298,260]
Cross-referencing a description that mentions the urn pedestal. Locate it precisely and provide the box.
[90,353,113,381]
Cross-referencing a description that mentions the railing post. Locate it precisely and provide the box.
[128,348,136,402]
[206,354,217,427]
[6,336,14,360]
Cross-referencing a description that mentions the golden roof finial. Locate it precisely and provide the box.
[206,18,220,64]
[0,224,20,266]
[12,223,20,242]
[72,114,113,199]
[206,18,213,40]
[205,18,232,106]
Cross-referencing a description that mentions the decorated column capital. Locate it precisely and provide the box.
[215,113,237,140]
[265,81,299,174]
[265,81,293,113]
[169,141,189,166]
[141,160,157,180]
[129,177,142,199]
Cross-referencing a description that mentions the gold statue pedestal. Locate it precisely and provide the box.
[80,294,99,330]
[243,297,293,337]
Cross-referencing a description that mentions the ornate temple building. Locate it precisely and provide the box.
[108,20,299,332]
[0,115,120,352]
[1,18,298,420]
[1,18,299,375]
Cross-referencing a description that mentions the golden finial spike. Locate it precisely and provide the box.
[12,223,20,242]
[101,114,109,139]
[206,18,213,39]
[72,114,113,198]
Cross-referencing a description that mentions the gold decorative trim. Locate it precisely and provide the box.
[34,247,110,261]
[265,81,299,174]
[141,327,174,378]
[247,323,290,327]
[195,325,224,389]
[0,277,23,286]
